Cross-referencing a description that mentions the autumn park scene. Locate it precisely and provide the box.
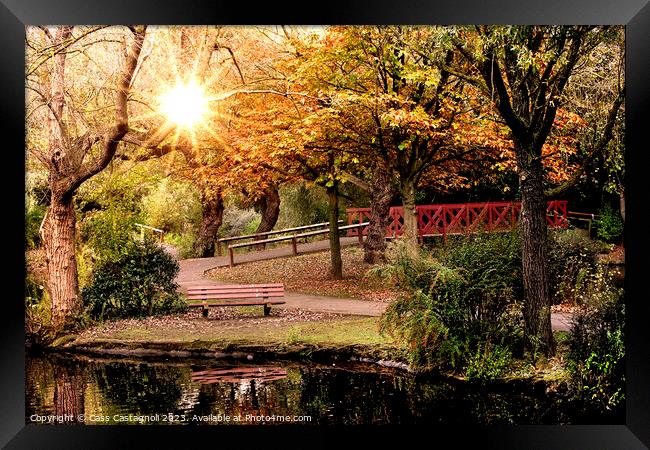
[25,25,625,425]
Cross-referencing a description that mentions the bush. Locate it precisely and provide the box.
[165,229,197,260]
[25,204,46,250]
[219,206,260,237]
[594,203,624,243]
[276,182,329,228]
[433,231,524,310]
[141,178,202,234]
[79,205,141,264]
[465,342,513,381]
[566,268,624,412]
[376,233,522,378]
[25,272,52,343]
[547,228,605,305]
[82,238,186,320]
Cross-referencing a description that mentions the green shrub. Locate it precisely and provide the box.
[25,204,46,250]
[465,342,513,382]
[164,230,194,259]
[141,178,202,234]
[433,231,524,312]
[594,203,624,243]
[79,205,141,264]
[567,268,625,412]
[547,228,604,305]
[82,238,186,320]
[24,272,62,345]
[376,234,522,377]
[276,182,329,228]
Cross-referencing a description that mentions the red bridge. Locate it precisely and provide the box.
[346,200,568,239]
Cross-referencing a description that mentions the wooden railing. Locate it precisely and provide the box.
[216,220,343,256]
[346,200,568,240]
[135,223,164,242]
[227,221,369,268]
[567,211,599,237]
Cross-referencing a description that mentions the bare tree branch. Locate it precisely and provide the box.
[545,84,625,197]
[69,26,147,194]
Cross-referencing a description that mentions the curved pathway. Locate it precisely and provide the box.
[172,238,573,330]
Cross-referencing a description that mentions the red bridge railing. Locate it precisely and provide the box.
[346,200,568,238]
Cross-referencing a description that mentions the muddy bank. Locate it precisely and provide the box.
[51,336,409,370]
[47,336,569,395]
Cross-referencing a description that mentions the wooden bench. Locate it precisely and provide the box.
[185,283,286,317]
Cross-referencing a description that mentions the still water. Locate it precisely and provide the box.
[25,352,620,425]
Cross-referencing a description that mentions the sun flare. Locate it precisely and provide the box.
[158,81,209,128]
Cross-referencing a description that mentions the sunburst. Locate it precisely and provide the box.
[158,80,209,129]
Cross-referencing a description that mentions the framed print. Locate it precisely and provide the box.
[3,0,649,448]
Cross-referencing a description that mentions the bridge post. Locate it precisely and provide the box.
[217,240,222,256]
[229,247,235,268]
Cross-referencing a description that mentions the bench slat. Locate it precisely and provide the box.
[187,283,284,290]
[188,291,284,298]
[187,301,286,308]
[187,292,285,300]
[187,288,284,295]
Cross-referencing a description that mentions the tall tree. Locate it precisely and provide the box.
[447,25,624,356]
[292,26,508,251]
[27,26,147,328]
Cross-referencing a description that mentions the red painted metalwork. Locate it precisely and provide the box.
[346,200,568,238]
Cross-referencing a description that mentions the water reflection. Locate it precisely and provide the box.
[25,353,622,425]
[191,367,288,384]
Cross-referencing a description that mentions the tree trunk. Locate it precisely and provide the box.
[192,189,224,258]
[253,186,281,250]
[36,27,146,330]
[619,190,625,223]
[43,193,82,329]
[327,185,343,279]
[399,178,420,249]
[516,143,555,357]
[364,164,393,263]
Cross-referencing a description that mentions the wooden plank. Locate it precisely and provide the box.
[230,235,293,248]
[294,222,369,239]
[187,292,285,300]
[187,286,285,292]
[187,292,284,298]
[187,283,284,290]
[187,301,286,308]
[230,221,368,248]
[218,220,343,244]
[187,288,284,297]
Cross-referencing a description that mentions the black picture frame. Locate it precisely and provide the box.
[3,1,649,448]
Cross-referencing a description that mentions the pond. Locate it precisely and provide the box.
[25,352,622,425]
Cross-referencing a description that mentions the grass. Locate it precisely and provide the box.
[74,315,395,348]
[285,319,391,346]
[206,246,399,302]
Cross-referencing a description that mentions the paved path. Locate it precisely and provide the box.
[173,237,573,330]
[177,236,362,285]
